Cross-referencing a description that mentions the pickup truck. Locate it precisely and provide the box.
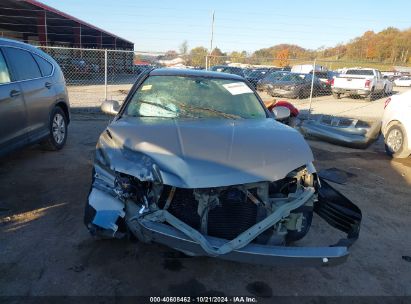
[331,68,386,101]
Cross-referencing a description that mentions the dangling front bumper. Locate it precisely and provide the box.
[121,177,361,267]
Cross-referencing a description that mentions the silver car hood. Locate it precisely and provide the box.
[104,117,314,188]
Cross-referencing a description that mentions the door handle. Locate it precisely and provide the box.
[45,82,52,89]
[10,90,21,98]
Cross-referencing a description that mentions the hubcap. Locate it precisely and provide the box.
[52,113,66,144]
[387,128,403,153]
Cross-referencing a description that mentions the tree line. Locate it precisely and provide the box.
[142,27,411,68]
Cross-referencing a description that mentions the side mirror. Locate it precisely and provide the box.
[272,106,291,121]
[101,99,120,115]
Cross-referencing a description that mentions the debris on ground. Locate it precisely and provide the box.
[297,114,381,149]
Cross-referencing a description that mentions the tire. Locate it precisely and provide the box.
[41,107,68,151]
[384,122,410,158]
[332,93,341,99]
[381,85,387,97]
[365,90,374,101]
[297,90,305,99]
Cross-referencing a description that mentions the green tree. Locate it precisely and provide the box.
[229,51,247,63]
[188,46,208,67]
[209,47,226,66]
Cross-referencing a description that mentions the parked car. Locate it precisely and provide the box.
[84,68,361,266]
[244,68,272,89]
[331,68,386,101]
[90,63,100,73]
[242,68,254,77]
[70,58,91,78]
[315,71,338,95]
[382,90,411,158]
[210,65,246,77]
[0,38,70,157]
[394,76,411,87]
[256,71,289,91]
[267,73,326,99]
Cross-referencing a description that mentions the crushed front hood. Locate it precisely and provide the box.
[106,117,314,188]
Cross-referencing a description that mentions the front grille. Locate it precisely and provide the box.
[158,187,258,240]
[158,186,201,230]
[207,188,258,240]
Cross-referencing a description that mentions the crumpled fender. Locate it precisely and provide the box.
[315,177,362,247]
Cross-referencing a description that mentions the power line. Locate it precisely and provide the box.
[1,22,399,39]
[1,5,411,25]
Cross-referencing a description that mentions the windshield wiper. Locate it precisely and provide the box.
[178,103,242,119]
[138,99,177,113]
[136,100,241,119]
[133,100,199,119]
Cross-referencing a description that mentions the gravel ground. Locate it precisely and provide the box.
[0,111,410,299]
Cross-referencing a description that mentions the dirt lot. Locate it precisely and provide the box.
[1,110,411,299]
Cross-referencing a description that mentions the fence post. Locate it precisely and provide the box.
[308,58,316,119]
[205,55,208,70]
[104,49,108,100]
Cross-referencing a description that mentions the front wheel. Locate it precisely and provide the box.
[332,93,341,99]
[365,90,374,101]
[41,107,68,150]
[384,122,410,158]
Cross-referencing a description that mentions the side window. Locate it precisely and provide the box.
[33,54,53,77]
[0,50,11,84]
[3,47,41,81]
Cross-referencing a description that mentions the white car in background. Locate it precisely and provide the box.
[382,90,411,158]
[394,77,411,87]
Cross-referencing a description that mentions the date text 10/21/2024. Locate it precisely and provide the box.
[149,296,258,303]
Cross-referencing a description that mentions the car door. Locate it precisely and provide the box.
[2,47,56,143]
[0,48,28,154]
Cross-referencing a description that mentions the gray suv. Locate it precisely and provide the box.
[0,38,70,157]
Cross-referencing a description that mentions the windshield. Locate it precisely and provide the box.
[124,75,267,119]
[248,70,268,78]
[264,71,288,81]
[279,74,307,82]
[346,69,374,76]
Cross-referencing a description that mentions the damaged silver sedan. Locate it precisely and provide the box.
[84,69,361,266]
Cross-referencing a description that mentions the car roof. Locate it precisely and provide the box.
[149,68,245,80]
[0,37,56,63]
[1,37,41,53]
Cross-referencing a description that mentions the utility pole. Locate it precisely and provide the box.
[308,58,316,119]
[206,10,215,70]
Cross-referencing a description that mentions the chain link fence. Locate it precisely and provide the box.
[38,46,407,123]
[38,46,166,111]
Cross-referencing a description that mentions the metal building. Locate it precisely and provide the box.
[0,0,134,50]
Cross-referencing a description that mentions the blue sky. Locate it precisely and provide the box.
[39,0,411,53]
